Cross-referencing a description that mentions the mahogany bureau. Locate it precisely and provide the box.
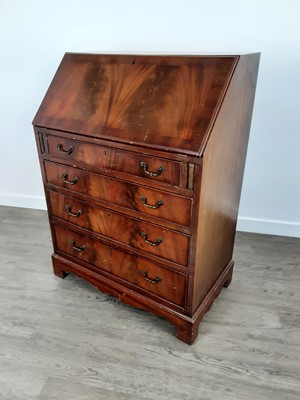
[33,53,260,344]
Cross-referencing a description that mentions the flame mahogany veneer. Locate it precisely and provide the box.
[33,53,260,344]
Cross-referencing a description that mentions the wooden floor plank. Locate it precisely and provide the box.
[0,205,299,400]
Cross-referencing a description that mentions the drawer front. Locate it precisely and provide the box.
[47,135,180,186]
[50,191,189,266]
[53,224,187,307]
[45,161,191,227]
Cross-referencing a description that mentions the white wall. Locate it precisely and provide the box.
[0,0,299,237]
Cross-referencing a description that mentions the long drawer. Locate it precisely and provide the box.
[45,161,191,227]
[49,191,189,266]
[46,134,181,186]
[53,224,187,307]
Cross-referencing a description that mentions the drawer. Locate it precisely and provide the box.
[46,134,181,186]
[49,191,189,266]
[53,224,187,307]
[45,161,191,227]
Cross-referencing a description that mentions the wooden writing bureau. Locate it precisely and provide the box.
[33,53,260,344]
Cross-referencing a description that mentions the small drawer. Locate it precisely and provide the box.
[46,134,181,186]
[50,191,189,266]
[45,161,191,227]
[53,224,187,307]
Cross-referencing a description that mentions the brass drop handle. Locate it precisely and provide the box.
[70,240,85,252]
[140,196,164,209]
[62,173,78,185]
[141,270,162,284]
[65,205,82,217]
[140,161,165,177]
[57,143,74,155]
[140,231,163,247]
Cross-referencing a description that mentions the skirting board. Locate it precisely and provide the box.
[0,193,46,210]
[237,217,300,239]
[0,193,299,238]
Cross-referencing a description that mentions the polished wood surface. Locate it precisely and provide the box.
[33,53,237,156]
[53,224,187,307]
[191,53,261,313]
[46,133,181,186]
[1,205,300,400]
[33,53,260,344]
[49,191,189,266]
[45,161,191,227]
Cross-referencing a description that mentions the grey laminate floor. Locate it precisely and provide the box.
[0,206,299,400]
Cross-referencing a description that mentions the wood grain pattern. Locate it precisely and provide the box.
[38,378,133,400]
[53,224,187,307]
[33,53,260,345]
[44,161,191,227]
[49,191,189,266]
[37,126,199,163]
[191,54,260,313]
[1,206,300,400]
[51,253,231,344]
[33,53,237,155]
[46,133,181,186]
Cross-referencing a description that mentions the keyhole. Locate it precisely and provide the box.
[132,59,135,65]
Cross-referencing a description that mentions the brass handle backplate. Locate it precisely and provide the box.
[140,196,164,209]
[57,143,74,155]
[70,240,85,252]
[140,231,163,247]
[65,205,81,217]
[62,173,78,185]
[140,161,165,177]
[141,270,162,284]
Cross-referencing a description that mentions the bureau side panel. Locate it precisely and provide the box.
[191,54,260,312]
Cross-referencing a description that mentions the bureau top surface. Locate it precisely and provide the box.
[33,53,239,156]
